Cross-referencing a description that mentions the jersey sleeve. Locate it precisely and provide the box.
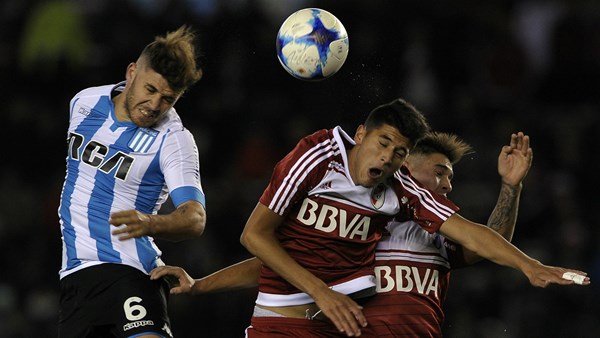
[259,129,331,216]
[393,166,459,233]
[160,128,205,208]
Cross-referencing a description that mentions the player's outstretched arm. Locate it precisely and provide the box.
[110,200,205,241]
[463,132,533,264]
[150,257,262,295]
[240,203,367,337]
[440,213,590,287]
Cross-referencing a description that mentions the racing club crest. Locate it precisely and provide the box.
[370,183,386,209]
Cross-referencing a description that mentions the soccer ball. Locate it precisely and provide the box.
[276,8,349,81]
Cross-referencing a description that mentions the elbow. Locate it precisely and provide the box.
[191,220,205,237]
[189,202,206,238]
[172,220,204,242]
[179,207,205,240]
[240,229,257,254]
[191,212,206,237]
[240,230,266,259]
[240,230,250,249]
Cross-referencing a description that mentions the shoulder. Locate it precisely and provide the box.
[297,127,350,150]
[393,166,459,215]
[301,128,332,143]
[157,111,198,153]
[69,84,117,118]
[155,108,185,132]
[72,84,116,100]
[70,84,117,112]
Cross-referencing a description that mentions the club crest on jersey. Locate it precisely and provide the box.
[371,183,386,209]
[128,128,158,153]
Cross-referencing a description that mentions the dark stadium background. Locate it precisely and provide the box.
[1,0,599,337]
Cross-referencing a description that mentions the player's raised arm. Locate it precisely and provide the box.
[462,132,533,264]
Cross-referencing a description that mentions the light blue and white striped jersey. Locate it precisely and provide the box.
[58,82,205,279]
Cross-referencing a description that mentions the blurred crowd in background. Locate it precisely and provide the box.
[1,0,599,337]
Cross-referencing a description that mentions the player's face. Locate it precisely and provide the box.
[405,152,453,196]
[350,124,410,188]
[121,62,182,128]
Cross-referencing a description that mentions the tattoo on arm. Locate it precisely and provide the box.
[487,183,520,231]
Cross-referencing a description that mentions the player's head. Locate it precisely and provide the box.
[404,132,473,196]
[363,98,431,148]
[138,25,203,93]
[120,25,203,128]
[350,98,431,188]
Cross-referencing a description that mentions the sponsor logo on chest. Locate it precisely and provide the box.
[374,264,440,298]
[296,197,371,240]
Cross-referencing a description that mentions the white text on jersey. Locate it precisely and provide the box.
[296,197,370,240]
[375,265,439,298]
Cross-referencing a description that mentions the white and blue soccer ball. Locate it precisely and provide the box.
[276,8,349,81]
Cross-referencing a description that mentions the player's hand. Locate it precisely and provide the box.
[150,266,196,294]
[498,132,533,187]
[110,210,153,240]
[312,288,367,337]
[522,260,591,287]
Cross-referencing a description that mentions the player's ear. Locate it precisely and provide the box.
[354,125,367,144]
[125,62,137,81]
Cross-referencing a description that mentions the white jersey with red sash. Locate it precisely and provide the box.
[254,126,458,307]
[362,217,466,337]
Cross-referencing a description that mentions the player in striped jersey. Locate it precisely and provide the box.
[58,26,205,338]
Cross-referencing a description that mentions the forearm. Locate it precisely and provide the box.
[463,182,523,264]
[240,203,331,300]
[193,257,261,294]
[441,214,537,272]
[241,230,329,300]
[460,222,536,272]
[487,182,522,240]
[152,200,205,241]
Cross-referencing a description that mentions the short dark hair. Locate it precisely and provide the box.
[364,98,431,148]
[413,132,474,164]
[139,25,203,93]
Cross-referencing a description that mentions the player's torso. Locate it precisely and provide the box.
[279,168,402,279]
[375,220,452,297]
[58,85,184,277]
[258,127,402,302]
[64,88,177,217]
[362,220,453,337]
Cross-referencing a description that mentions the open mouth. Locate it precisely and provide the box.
[139,108,155,118]
[368,168,383,179]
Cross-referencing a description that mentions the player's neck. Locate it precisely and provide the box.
[111,93,128,122]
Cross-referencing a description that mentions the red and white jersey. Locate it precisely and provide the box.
[255,126,458,307]
[361,220,466,337]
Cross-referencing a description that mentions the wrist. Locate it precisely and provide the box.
[519,256,541,276]
[146,213,160,236]
[501,181,522,191]
[307,282,333,303]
